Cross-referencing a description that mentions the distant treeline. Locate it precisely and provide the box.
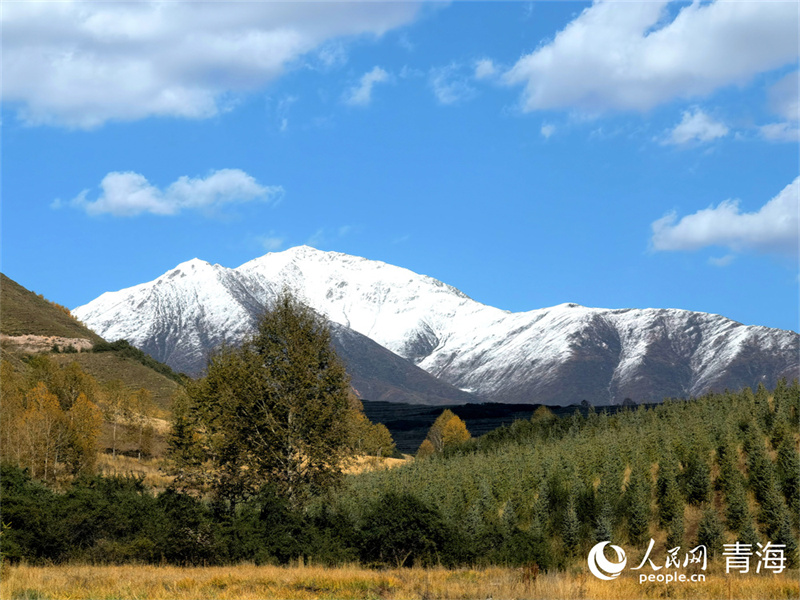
[1,382,798,570]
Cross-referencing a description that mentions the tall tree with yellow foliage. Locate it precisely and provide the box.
[420,409,471,455]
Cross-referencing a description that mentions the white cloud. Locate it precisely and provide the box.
[69,169,282,217]
[540,123,556,139]
[1,2,420,128]
[344,66,390,107]
[769,70,799,122]
[651,177,800,257]
[664,108,729,146]
[759,122,800,143]
[474,58,497,80]
[503,1,799,113]
[315,42,348,70]
[430,64,476,105]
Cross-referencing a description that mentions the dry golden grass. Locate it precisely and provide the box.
[96,453,174,490]
[343,455,411,475]
[1,563,796,600]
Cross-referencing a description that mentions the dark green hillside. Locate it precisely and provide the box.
[0,273,104,341]
[334,381,800,569]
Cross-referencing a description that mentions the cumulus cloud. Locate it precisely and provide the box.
[68,169,282,217]
[430,64,476,105]
[503,1,799,113]
[664,108,729,146]
[651,177,800,257]
[1,2,420,128]
[344,66,390,107]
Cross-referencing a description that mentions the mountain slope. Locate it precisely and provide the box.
[73,246,800,406]
[1,274,183,411]
[1,273,104,342]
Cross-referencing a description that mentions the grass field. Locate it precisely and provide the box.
[2,563,797,600]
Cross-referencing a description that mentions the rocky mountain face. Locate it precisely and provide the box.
[73,246,799,406]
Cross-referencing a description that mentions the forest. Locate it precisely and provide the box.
[1,294,798,580]
[2,362,798,572]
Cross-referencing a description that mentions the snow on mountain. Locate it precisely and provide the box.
[73,246,800,406]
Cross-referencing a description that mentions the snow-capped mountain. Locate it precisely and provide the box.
[73,246,799,406]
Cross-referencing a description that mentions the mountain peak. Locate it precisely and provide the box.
[163,258,219,280]
[173,257,213,270]
[73,248,800,406]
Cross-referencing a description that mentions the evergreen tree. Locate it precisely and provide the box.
[666,513,684,550]
[625,464,652,546]
[774,437,800,523]
[165,389,206,492]
[696,506,724,557]
[657,455,683,529]
[561,493,580,555]
[682,454,711,505]
[501,499,518,535]
[724,474,751,534]
[753,382,773,432]
[771,510,799,569]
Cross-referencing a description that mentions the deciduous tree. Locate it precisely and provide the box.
[184,292,353,509]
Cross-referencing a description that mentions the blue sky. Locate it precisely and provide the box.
[2,1,798,332]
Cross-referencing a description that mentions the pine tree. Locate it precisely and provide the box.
[724,474,751,534]
[594,499,613,543]
[165,389,206,492]
[502,499,518,535]
[775,437,800,523]
[753,382,773,432]
[657,456,683,528]
[561,493,580,555]
[696,506,724,557]
[626,464,652,546]
[666,513,684,549]
[682,454,711,505]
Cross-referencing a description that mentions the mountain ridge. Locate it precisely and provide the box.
[73,246,799,406]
